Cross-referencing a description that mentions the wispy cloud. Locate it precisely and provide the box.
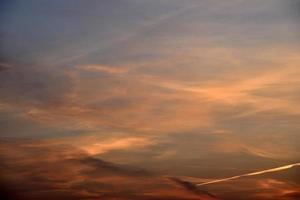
[76,65,131,75]
[71,136,156,155]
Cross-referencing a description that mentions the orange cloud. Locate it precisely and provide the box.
[0,139,219,200]
[76,64,131,74]
[68,136,156,155]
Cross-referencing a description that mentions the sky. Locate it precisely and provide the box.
[0,0,300,199]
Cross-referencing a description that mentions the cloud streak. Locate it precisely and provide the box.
[196,163,300,186]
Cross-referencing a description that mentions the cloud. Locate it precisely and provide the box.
[175,162,300,200]
[62,135,156,155]
[168,177,217,198]
[76,65,131,75]
[199,177,300,200]
[0,138,217,200]
[0,63,12,71]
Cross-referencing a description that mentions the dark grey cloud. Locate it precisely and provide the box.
[79,157,152,177]
[169,177,216,198]
[0,64,71,105]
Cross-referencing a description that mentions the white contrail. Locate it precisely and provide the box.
[50,3,201,66]
[196,163,300,186]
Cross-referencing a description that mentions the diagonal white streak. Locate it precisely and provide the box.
[51,4,201,66]
[196,163,300,186]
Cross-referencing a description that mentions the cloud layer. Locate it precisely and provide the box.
[0,0,299,199]
[0,139,217,200]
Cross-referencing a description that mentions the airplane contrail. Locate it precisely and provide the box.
[196,163,300,186]
[50,3,202,66]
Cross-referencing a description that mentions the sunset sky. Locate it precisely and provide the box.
[0,1,300,200]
